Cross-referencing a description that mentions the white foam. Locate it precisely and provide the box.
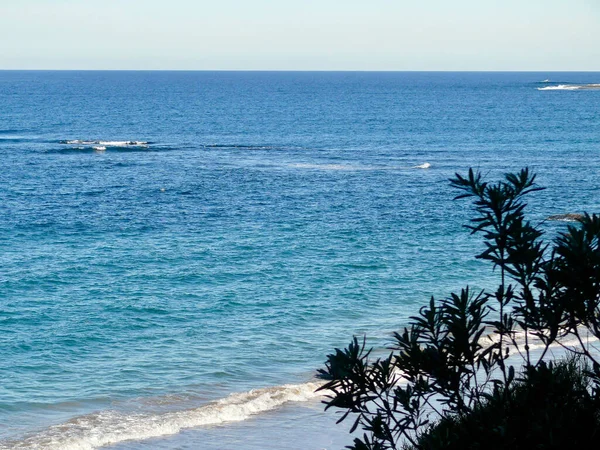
[537,84,581,91]
[93,146,106,151]
[1,382,324,450]
[65,140,148,148]
[548,213,583,222]
[537,83,600,91]
[413,162,431,169]
[482,326,599,355]
[99,141,148,147]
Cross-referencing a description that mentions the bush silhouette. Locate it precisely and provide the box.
[318,169,600,449]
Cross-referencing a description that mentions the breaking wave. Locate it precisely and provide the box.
[484,327,599,355]
[0,382,325,450]
[537,83,600,91]
[62,140,149,148]
[1,329,593,450]
[46,140,174,154]
[547,213,584,222]
[413,162,431,169]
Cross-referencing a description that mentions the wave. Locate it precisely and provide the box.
[547,213,584,222]
[48,140,162,154]
[537,83,600,91]
[62,140,149,148]
[483,326,599,355]
[0,382,324,450]
[3,326,593,450]
[0,137,32,143]
[538,84,581,91]
[413,162,431,169]
[47,147,147,155]
[0,129,30,135]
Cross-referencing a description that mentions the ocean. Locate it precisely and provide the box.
[1,71,599,449]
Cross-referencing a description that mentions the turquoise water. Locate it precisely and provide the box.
[1,72,600,448]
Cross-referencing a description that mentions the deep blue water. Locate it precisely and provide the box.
[1,71,599,449]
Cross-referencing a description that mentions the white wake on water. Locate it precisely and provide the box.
[1,382,325,450]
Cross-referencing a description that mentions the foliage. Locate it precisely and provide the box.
[414,358,600,450]
[318,168,600,449]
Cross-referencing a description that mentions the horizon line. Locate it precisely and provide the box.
[1,69,600,73]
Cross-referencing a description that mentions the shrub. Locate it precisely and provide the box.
[318,169,600,449]
[414,358,600,450]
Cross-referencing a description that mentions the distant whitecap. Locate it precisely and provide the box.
[537,83,600,91]
[414,162,431,169]
[64,140,149,148]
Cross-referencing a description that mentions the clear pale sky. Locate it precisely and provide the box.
[1,0,599,70]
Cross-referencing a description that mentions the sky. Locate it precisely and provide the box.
[1,0,599,70]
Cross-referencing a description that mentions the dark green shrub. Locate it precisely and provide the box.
[414,358,600,450]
